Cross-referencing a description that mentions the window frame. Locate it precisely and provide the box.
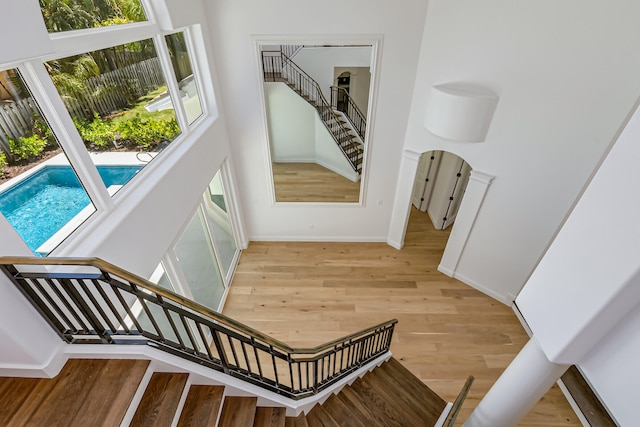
[0,1,212,256]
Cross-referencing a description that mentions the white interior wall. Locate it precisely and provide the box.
[264,83,316,162]
[515,97,640,426]
[579,306,640,426]
[314,115,359,182]
[264,82,357,180]
[0,216,63,374]
[56,119,232,280]
[294,47,372,102]
[333,66,371,116]
[395,0,640,303]
[206,0,428,241]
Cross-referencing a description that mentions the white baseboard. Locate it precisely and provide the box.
[250,235,387,243]
[449,271,513,306]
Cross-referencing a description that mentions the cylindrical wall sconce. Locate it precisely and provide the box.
[425,83,499,142]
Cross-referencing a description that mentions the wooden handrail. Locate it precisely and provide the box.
[0,256,397,399]
[0,256,395,354]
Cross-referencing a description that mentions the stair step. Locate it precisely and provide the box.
[284,413,309,427]
[131,372,189,427]
[0,359,148,426]
[335,385,388,426]
[324,393,369,426]
[382,358,447,419]
[253,407,286,427]
[305,403,341,427]
[218,396,258,427]
[177,385,224,427]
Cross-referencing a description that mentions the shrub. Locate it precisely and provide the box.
[76,115,117,148]
[115,115,179,148]
[9,134,48,160]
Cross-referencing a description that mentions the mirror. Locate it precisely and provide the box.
[261,44,373,203]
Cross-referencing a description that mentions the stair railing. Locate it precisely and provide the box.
[0,257,396,400]
[261,50,363,174]
[330,86,366,142]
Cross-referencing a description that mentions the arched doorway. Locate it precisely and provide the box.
[335,71,351,113]
[412,150,471,230]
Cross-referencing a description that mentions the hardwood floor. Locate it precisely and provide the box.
[272,162,360,203]
[223,207,580,426]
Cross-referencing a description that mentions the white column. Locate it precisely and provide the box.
[387,149,421,249]
[438,170,493,277]
[463,338,569,427]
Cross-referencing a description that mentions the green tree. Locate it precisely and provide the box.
[39,0,146,33]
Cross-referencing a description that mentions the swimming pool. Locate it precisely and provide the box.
[0,165,141,255]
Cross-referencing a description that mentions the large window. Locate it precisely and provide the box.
[39,0,147,33]
[0,69,96,255]
[47,38,181,194]
[150,168,240,311]
[0,3,208,255]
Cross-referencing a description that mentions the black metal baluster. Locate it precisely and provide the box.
[60,278,112,342]
[91,278,129,333]
[76,278,117,333]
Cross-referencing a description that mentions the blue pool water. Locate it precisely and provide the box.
[0,165,142,254]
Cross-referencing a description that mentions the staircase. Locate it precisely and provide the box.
[0,357,452,426]
[262,50,365,176]
[0,257,473,426]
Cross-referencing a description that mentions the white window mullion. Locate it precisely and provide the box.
[161,250,195,301]
[153,34,190,134]
[19,61,113,211]
[183,26,209,119]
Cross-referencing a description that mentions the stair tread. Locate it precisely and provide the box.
[335,386,388,427]
[218,396,258,427]
[284,413,309,427]
[1,359,149,427]
[356,371,431,426]
[383,358,447,410]
[253,407,286,427]
[177,385,225,427]
[375,359,447,422]
[311,394,367,427]
[306,403,340,427]
[131,372,189,427]
[350,376,428,427]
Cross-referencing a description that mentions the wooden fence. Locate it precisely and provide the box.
[61,57,166,121]
[0,57,167,158]
[0,98,41,157]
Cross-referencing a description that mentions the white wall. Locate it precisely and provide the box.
[314,115,359,182]
[206,0,428,241]
[394,0,640,302]
[515,97,640,425]
[265,82,357,180]
[294,47,372,102]
[579,306,640,426]
[265,83,316,162]
[0,216,63,374]
[334,66,371,118]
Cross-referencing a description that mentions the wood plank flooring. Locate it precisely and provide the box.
[0,359,149,426]
[223,207,580,426]
[272,162,360,203]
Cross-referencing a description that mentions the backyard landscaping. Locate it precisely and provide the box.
[0,86,179,184]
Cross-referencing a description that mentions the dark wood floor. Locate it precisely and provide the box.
[223,207,580,426]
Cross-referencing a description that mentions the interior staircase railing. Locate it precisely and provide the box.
[262,50,363,174]
[0,257,397,400]
[330,86,366,142]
